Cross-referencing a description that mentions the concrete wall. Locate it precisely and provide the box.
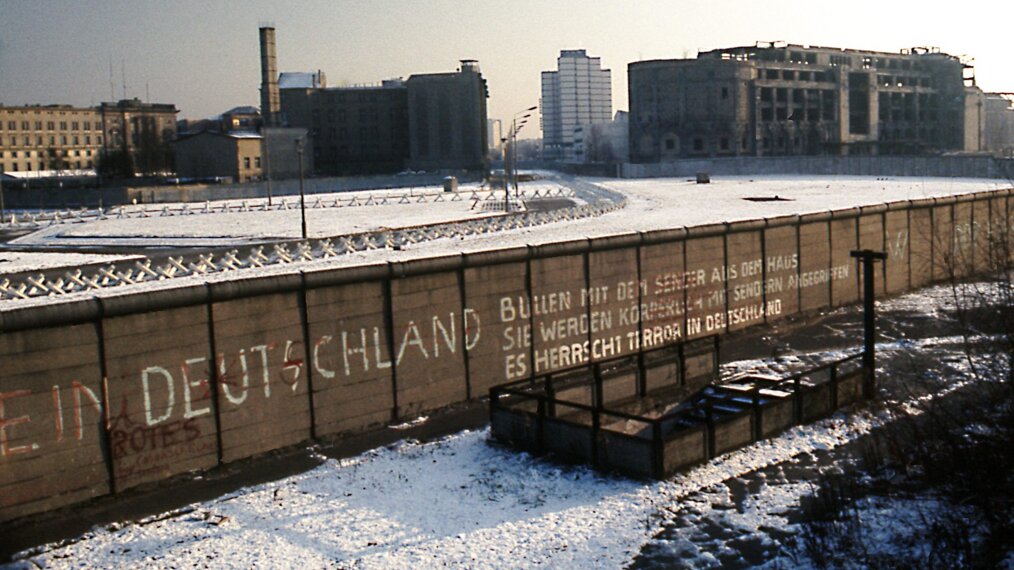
[1,187,1011,521]
[623,155,1014,180]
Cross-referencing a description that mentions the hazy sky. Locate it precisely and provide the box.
[2,0,1012,137]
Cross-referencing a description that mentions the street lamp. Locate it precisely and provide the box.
[295,137,307,240]
[501,136,509,212]
[509,105,537,196]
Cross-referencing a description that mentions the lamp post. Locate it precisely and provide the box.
[501,136,509,212]
[295,137,307,240]
[509,105,537,196]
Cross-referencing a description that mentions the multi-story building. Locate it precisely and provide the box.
[540,49,612,162]
[487,118,503,158]
[629,43,982,162]
[406,60,488,172]
[261,27,487,175]
[983,93,1014,157]
[173,131,264,183]
[0,105,104,174]
[277,65,486,174]
[280,80,409,175]
[99,99,179,175]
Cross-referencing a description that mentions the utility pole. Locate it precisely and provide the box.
[851,249,887,399]
[296,137,307,240]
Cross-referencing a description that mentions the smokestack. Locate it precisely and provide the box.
[259,26,281,127]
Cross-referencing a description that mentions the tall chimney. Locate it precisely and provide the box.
[259,26,281,127]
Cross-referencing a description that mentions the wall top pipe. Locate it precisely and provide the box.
[0,297,101,333]
[208,273,303,303]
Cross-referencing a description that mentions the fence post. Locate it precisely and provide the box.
[536,395,546,455]
[793,376,802,424]
[704,402,715,459]
[652,421,664,479]
[830,364,838,410]
[752,384,761,442]
[850,249,887,400]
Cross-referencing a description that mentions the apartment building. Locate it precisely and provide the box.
[541,50,612,162]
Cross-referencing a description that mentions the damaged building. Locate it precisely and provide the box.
[628,43,985,162]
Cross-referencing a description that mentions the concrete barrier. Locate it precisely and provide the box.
[0,187,1011,522]
[622,156,1013,180]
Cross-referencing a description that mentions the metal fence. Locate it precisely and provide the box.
[490,348,864,479]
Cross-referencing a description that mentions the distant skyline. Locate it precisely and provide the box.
[2,0,1012,138]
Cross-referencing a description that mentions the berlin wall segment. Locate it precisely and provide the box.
[390,259,476,417]
[101,299,219,493]
[306,273,395,437]
[884,205,911,295]
[0,188,1012,524]
[0,322,108,521]
[210,288,310,464]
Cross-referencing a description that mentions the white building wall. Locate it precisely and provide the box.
[540,50,611,161]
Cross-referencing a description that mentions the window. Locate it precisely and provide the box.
[72,121,79,130]
[85,135,91,145]
[84,122,91,130]
[59,121,67,130]
[255,157,261,168]
[721,87,729,99]
[244,157,250,169]
[35,121,42,129]
[693,138,703,151]
[665,139,675,150]
[720,137,730,151]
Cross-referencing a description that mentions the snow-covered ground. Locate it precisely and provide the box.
[5,174,1006,259]
[8,181,572,248]
[2,175,1007,308]
[10,284,993,568]
[0,251,142,274]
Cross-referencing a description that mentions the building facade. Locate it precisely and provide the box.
[406,61,488,172]
[629,43,981,162]
[1,99,177,176]
[277,65,486,174]
[261,27,487,175]
[173,131,263,183]
[0,105,103,174]
[541,50,612,162]
[280,81,409,175]
[983,94,1014,157]
[99,99,179,175]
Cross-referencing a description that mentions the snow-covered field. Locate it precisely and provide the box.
[8,181,572,248]
[5,174,1006,259]
[10,284,991,568]
[0,251,142,274]
[2,175,1007,308]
